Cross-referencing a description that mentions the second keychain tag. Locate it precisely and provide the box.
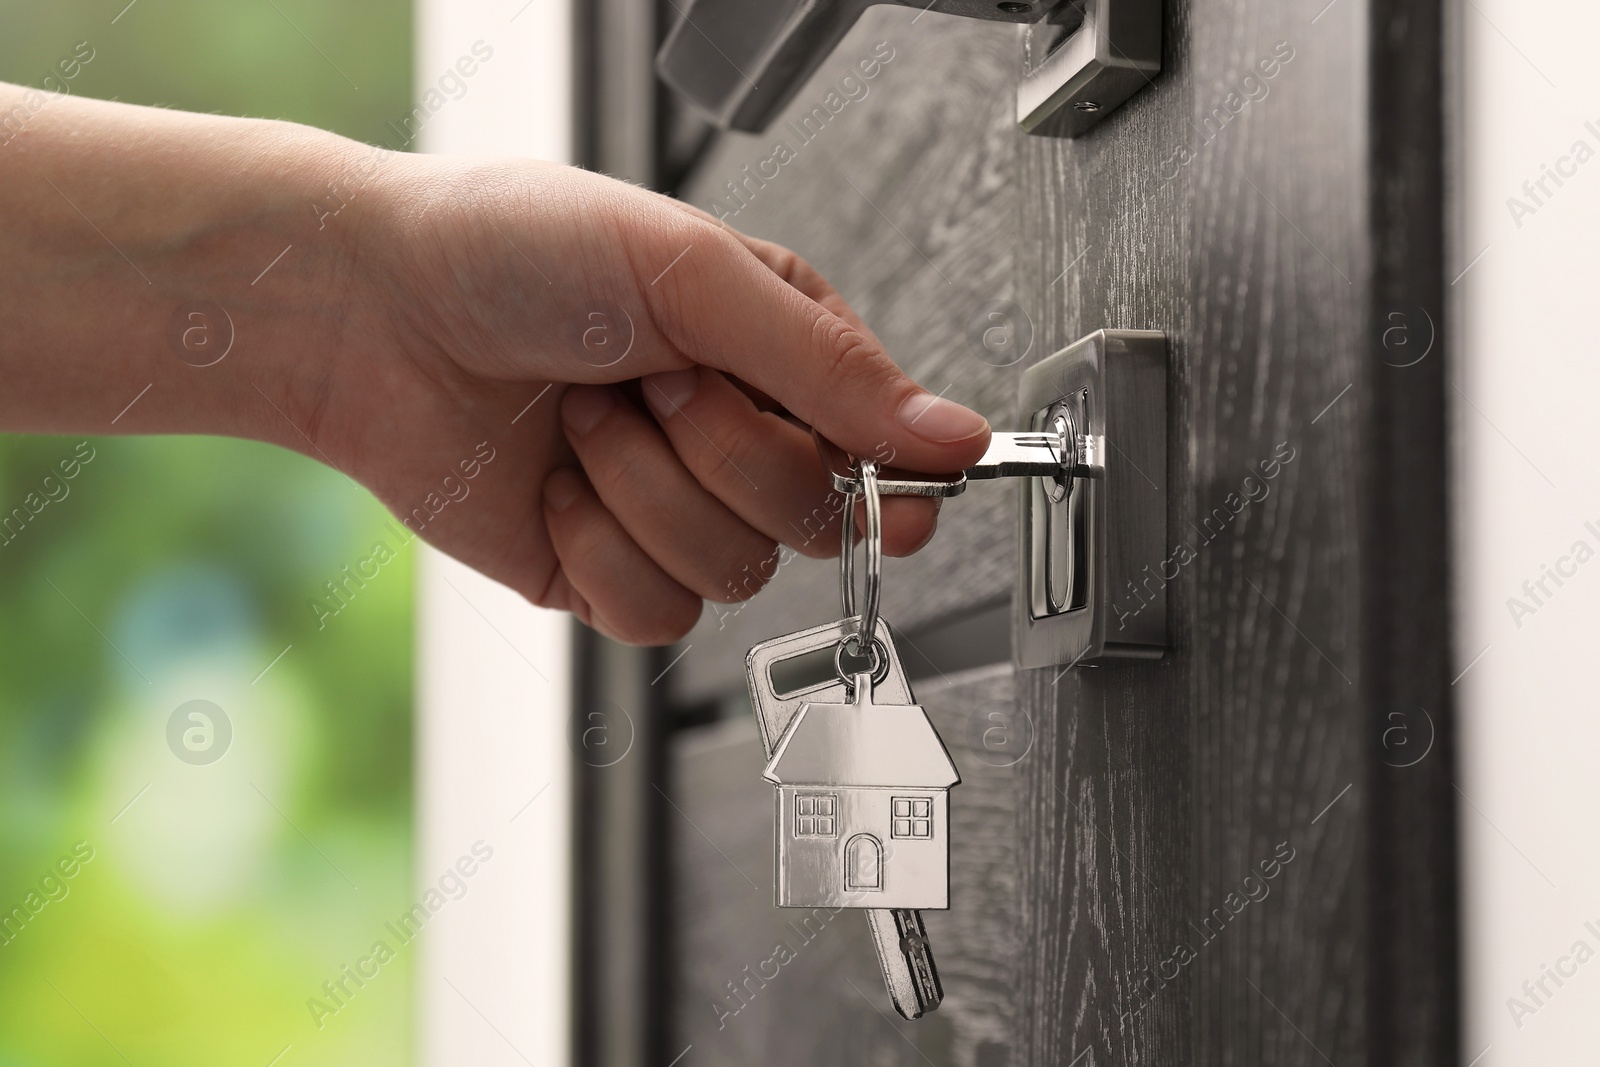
[744,614,906,757]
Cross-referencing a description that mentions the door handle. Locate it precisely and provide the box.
[656,0,1162,138]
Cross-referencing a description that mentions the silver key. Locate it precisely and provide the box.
[746,617,950,1019]
[814,426,1100,498]
[866,908,942,1019]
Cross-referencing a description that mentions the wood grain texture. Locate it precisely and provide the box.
[1015,0,1374,1059]
[1016,0,1452,1062]
[667,665,1018,1067]
[671,9,1022,703]
[653,0,1456,1063]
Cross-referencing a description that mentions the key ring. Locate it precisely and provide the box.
[834,633,891,689]
[838,458,883,656]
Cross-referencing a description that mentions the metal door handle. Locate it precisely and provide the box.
[656,0,1161,138]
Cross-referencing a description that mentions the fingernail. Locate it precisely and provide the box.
[543,469,583,512]
[897,392,989,443]
[644,368,699,417]
[562,388,614,436]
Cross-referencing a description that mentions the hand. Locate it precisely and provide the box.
[0,89,991,645]
[306,157,991,644]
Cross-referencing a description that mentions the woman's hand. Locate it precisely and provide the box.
[0,88,990,644]
[325,158,990,643]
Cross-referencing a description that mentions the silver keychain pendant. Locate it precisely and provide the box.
[745,614,944,1016]
[762,459,958,910]
[742,458,958,1018]
[762,669,959,910]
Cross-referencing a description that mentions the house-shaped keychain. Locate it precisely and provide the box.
[761,672,960,910]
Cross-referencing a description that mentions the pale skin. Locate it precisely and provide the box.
[0,84,992,645]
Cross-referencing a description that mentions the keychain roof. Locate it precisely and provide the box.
[761,675,960,789]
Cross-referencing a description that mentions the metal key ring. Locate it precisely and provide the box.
[840,491,857,619]
[838,459,883,654]
[834,633,891,688]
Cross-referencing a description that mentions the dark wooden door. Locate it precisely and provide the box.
[576,2,1457,1064]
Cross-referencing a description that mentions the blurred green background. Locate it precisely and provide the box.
[0,3,416,1064]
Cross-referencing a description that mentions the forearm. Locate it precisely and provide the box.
[0,83,380,447]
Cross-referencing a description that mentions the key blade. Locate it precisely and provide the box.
[814,429,1095,495]
[866,909,943,1019]
[814,433,968,498]
[964,431,1071,479]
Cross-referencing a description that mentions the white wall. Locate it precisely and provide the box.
[1455,1,1600,1062]
[413,2,573,1065]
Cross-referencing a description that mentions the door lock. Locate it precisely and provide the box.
[1016,329,1166,667]
[657,0,1162,139]
[815,328,1167,669]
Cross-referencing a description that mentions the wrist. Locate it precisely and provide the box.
[148,120,389,453]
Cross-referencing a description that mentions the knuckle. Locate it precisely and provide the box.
[749,236,829,297]
[761,243,808,286]
[812,312,890,391]
[765,245,801,281]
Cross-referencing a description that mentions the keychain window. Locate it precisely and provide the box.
[891,797,933,839]
[795,794,837,837]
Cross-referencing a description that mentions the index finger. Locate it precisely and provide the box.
[636,217,991,475]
